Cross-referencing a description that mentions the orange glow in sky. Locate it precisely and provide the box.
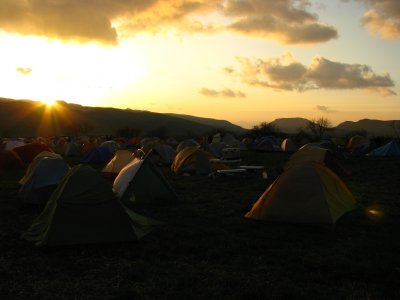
[0,0,399,128]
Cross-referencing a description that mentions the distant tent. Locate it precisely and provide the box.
[151,144,176,165]
[81,147,113,164]
[176,139,199,153]
[23,165,160,246]
[100,140,120,155]
[139,138,160,152]
[3,140,25,150]
[102,150,136,178]
[346,136,371,154]
[284,144,349,176]
[310,140,346,160]
[64,141,82,157]
[281,138,298,153]
[203,141,226,157]
[12,143,53,163]
[113,157,178,206]
[81,140,98,154]
[222,133,241,148]
[171,146,213,175]
[127,137,143,147]
[255,136,281,152]
[18,155,70,205]
[245,163,356,225]
[367,140,400,157]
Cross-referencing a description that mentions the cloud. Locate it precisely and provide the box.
[229,53,396,96]
[358,0,400,38]
[316,105,336,113]
[16,67,32,75]
[223,0,338,44]
[199,87,246,98]
[0,0,337,45]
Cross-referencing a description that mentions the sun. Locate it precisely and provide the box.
[42,99,57,107]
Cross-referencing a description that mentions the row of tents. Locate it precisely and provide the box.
[3,135,397,246]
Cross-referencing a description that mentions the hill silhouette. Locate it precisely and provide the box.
[0,98,245,137]
[270,117,399,137]
[334,119,400,137]
[270,118,310,133]
[1,97,399,138]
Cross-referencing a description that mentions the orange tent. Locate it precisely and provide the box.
[245,162,356,225]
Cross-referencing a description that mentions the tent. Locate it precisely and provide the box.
[284,144,349,175]
[171,146,214,175]
[222,133,241,148]
[64,141,82,157]
[281,138,298,153]
[19,151,64,185]
[367,140,400,157]
[113,157,178,206]
[12,143,53,163]
[18,155,70,205]
[23,164,160,246]
[3,140,25,150]
[176,139,199,153]
[202,142,226,157]
[102,149,136,178]
[346,136,372,154]
[245,162,356,225]
[100,140,120,155]
[255,136,281,152]
[148,144,176,166]
[81,146,113,164]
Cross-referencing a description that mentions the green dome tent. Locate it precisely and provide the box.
[113,157,178,206]
[23,164,160,246]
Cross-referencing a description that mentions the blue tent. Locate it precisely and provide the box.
[367,140,400,157]
[18,157,70,205]
[81,147,113,164]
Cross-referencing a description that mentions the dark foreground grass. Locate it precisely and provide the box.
[1,151,399,300]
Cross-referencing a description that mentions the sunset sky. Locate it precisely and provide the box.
[0,0,399,128]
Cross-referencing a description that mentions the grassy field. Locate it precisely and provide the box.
[1,150,399,300]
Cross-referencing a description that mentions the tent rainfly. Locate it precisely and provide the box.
[113,157,178,206]
[23,164,161,246]
[245,162,356,225]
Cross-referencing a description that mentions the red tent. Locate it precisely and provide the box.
[12,143,53,163]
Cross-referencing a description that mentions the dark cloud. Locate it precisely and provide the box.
[229,53,396,96]
[199,87,246,98]
[0,0,337,45]
[16,67,32,75]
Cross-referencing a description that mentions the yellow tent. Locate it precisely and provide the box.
[102,149,136,178]
[171,146,215,175]
[245,162,356,225]
[284,144,349,175]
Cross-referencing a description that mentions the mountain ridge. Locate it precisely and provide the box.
[1,97,399,138]
[0,98,245,137]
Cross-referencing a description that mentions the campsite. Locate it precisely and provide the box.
[1,136,399,300]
